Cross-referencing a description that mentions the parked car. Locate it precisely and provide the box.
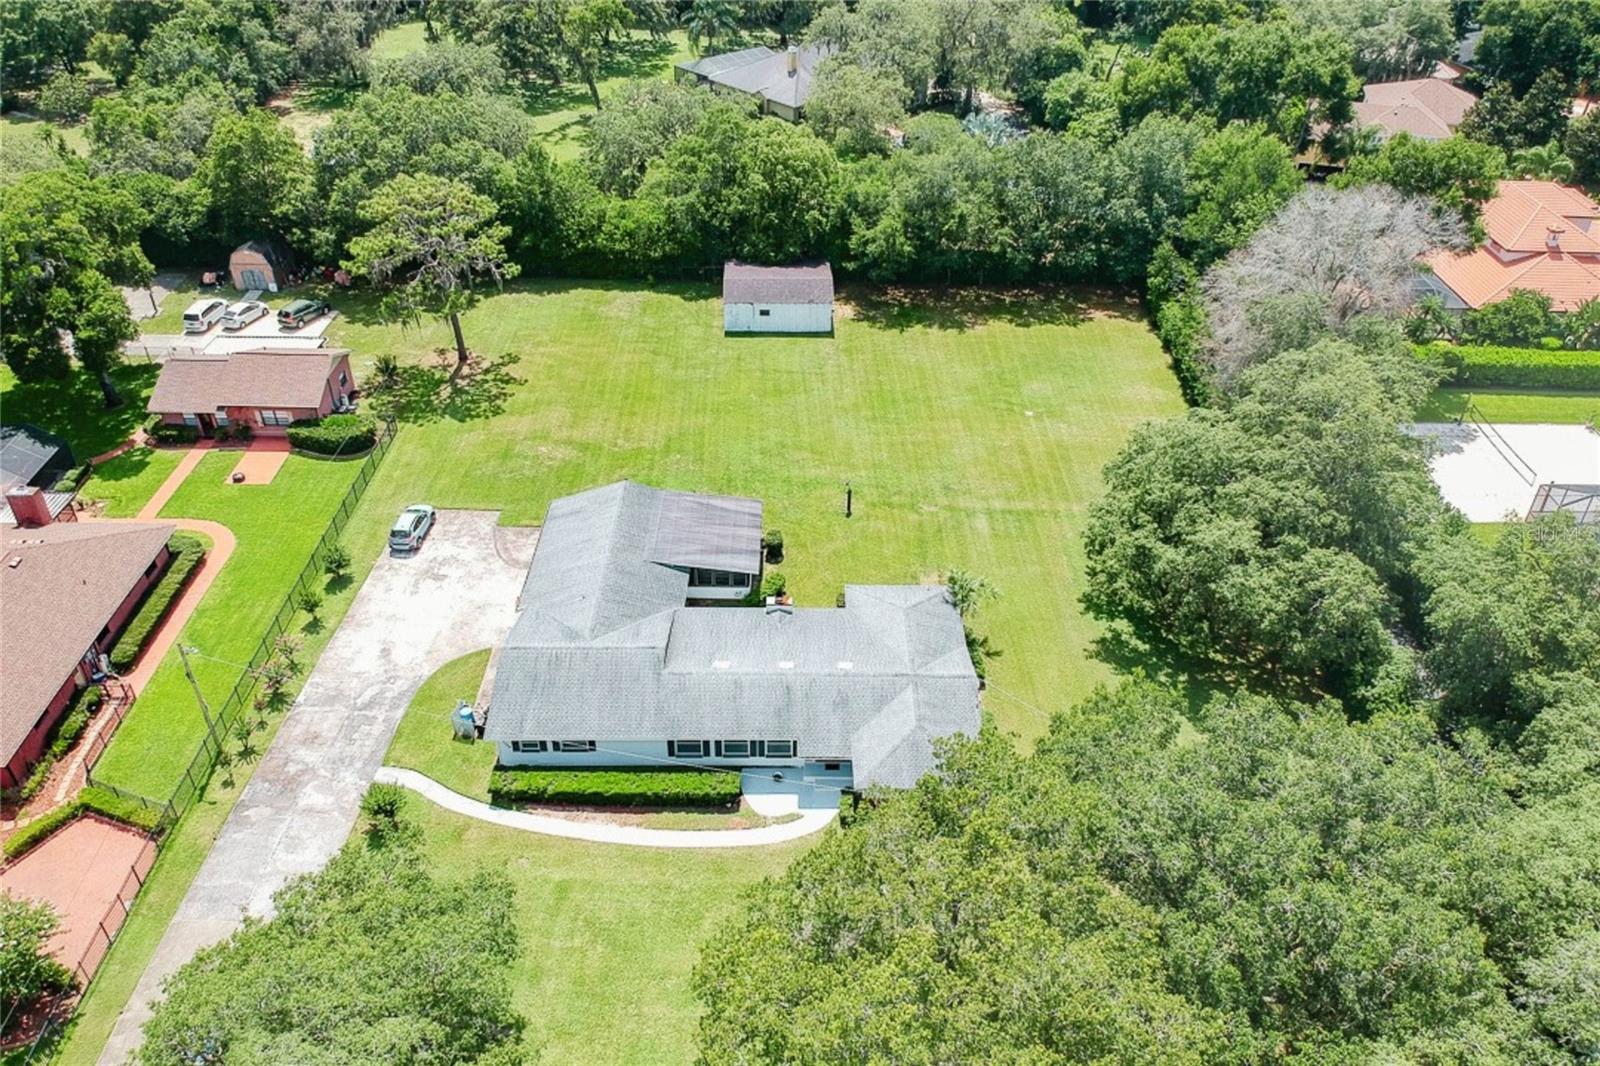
[182,298,229,334]
[389,504,437,553]
[220,300,269,331]
[277,298,331,330]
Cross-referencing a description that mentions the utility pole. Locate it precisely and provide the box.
[178,644,222,749]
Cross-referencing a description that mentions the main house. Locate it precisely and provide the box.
[147,347,355,437]
[1421,180,1600,311]
[485,481,980,807]
[674,43,831,121]
[1351,77,1477,142]
[0,521,175,789]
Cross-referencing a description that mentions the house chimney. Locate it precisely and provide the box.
[786,44,798,74]
[1547,224,1566,251]
[6,487,52,528]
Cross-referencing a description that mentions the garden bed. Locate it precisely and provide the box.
[107,533,206,673]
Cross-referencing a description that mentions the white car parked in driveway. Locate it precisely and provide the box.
[220,300,269,331]
[389,504,437,553]
[182,298,228,333]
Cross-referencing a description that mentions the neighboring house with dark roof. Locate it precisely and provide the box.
[147,347,355,437]
[1421,181,1600,311]
[1,424,74,493]
[228,237,295,292]
[675,43,832,121]
[1352,77,1477,141]
[0,521,175,789]
[1,425,79,529]
[486,481,980,807]
[723,261,835,334]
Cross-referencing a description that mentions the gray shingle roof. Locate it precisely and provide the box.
[723,261,835,305]
[0,424,73,492]
[676,43,833,110]
[147,348,346,413]
[489,481,980,789]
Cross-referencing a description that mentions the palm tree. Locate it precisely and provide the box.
[1510,142,1576,182]
[681,0,740,55]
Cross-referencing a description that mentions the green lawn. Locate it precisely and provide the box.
[1,113,89,186]
[401,791,814,1065]
[1417,387,1600,425]
[78,446,185,517]
[90,452,362,799]
[384,648,496,797]
[312,281,1185,744]
[0,362,159,459]
[370,18,431,60]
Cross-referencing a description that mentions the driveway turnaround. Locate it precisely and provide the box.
[101,511,537,1065]
[376,767,838,849]
[1407,422,1600,521]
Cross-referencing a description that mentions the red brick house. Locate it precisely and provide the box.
[146,347,356,438]
[0,521,175,790]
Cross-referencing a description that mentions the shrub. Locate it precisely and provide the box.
[151,423,199,445]
[287,413,376,456]
[297,587,323,617]
[489,768,742,808]
[1415,343,1600,390]
[2,804,79,861]
[760,571,787,600]
[16,687,99,801]
[108,534,206,671]
[79,787,164,832]
[762,529,784,563]
[323,541,352,576]
[38,71,91,122]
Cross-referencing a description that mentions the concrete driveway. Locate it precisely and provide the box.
[101,511,537,1064]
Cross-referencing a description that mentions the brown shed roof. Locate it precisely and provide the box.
[0,521,174,766]
[723,261,834,305]
[147,348,347,414]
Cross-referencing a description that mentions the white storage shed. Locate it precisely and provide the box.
[722,261,834,334]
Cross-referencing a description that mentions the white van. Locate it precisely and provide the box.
[182,298,228,334]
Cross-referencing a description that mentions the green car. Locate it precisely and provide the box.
[276,298,330,330]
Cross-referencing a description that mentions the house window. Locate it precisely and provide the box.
[764,740,796,759]
[182,413,200,426]
[338,371,348,387]
[259,410,293,426]
[758,308,771,317]
[554,740,595,752]
[668,740,708,758]
[214,411,230,426]
[511,741,548,753]
[823,762,841,771]
[717,740,752,758]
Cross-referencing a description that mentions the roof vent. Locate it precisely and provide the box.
[4,554,21,568]
[777,660,795,670]
[1548,223,1566,250]
[786,44,799,74]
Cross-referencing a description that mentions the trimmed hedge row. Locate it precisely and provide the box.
[15,687,100,801]
[489,767,742,808]
[150,423,199,445]
[287,413,376,456]
[108,533,206,672]
[1416,343,1600,390]
[2,789,162,862]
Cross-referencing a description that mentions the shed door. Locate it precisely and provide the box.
[240,268,268,290]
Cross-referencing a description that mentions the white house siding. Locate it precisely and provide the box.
[724,302,832,334]
[496,739,807,774]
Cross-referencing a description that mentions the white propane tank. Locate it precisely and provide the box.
[452,700,476,741]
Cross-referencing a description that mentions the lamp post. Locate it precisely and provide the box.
[178,644,222,749]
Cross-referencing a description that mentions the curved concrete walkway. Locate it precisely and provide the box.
[376,767,837,849]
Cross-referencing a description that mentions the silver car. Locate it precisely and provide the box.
[220,300,269,331]
[389,504,437,553]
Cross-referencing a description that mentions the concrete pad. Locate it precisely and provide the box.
[101,511,535,1066]
[1406,422,1600,521]
[226,439,291,485]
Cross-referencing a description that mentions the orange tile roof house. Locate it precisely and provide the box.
[1353,78,1478,141]
[147,347,355,438]
[1422,181,1600,311]
[0,521,175,789]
